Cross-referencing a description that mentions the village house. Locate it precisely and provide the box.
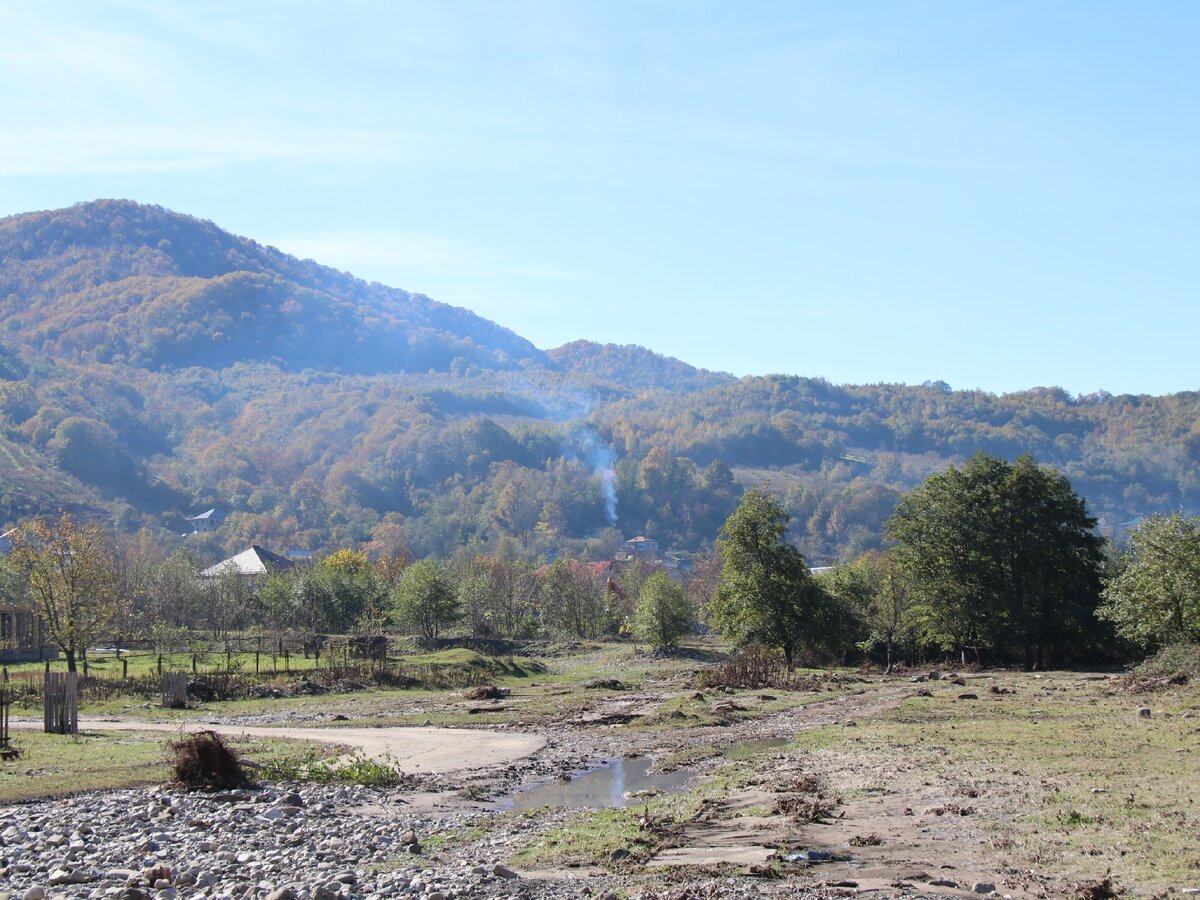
[0,528,56,662]
[200,545,293,589]
[622,535,659,559]
[0,603,51,663]
[185,508,219,534]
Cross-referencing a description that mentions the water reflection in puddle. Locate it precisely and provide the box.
[499,757,694,811]
[498,737,792,812]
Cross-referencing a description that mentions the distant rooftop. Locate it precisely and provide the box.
[201,545,293,577]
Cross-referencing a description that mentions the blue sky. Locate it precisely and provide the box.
[1,1,1196,395]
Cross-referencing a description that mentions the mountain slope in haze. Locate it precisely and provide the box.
[0,200,1197,568]
[0,200,545,374]
[547,340,736,393]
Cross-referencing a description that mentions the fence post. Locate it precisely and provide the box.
[0,685,9,754]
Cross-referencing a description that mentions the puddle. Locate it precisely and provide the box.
[498,757,695,811]
[725,736,790,758]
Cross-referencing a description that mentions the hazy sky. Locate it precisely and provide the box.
[2,2,1196,395]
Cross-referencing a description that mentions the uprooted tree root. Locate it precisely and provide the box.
[168,730,253,790]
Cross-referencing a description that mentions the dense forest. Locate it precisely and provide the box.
[1,200,1197,568]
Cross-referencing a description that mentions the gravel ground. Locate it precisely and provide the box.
[0,779,851,900]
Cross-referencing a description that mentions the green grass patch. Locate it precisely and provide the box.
[0,730,328,802]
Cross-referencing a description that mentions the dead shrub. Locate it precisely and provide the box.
[696,644,821,691]
[168,730,252,790]
[776,773,821,794]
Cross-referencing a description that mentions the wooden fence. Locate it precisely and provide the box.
[161,672,188,708]
[0,685,12,755]
[44,671,78,735]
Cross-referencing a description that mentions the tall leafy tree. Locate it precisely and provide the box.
[1100,514,1200,648]
[8,512,121,672]
[633,572,694,650]
[708,488,829,667]
[887,453,1104,668]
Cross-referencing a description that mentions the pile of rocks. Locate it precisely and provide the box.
[0,782,568,900]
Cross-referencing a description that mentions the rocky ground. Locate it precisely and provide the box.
[6,659,1191,899]
[0,778,887,900]
[0,685,982,900]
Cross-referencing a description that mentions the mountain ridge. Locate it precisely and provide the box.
[0,200,1196,567]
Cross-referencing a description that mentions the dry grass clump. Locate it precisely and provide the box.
[462,684,509,700]
[772,793,837,822]
[1072,876,1122,899]
[168,730,252,790]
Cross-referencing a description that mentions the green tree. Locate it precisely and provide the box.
[391,559,459,639]
[708,488,829,667]
[887,452,1104,668]
[540,560,610,638]
[8,512,121,672]
[1100,514,1200,648]
[633,572,693,649]
[823,550,915,672]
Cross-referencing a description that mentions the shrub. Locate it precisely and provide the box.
[1134,642,1200,681]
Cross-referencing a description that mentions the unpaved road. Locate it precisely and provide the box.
[14,720,547,774]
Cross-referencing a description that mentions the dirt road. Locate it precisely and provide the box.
[15,719,547,774]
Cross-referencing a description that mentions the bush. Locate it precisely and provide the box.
[168,730,252,790]
[1133,642,1200,681]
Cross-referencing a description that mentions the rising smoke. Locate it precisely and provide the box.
[574,428,619,525]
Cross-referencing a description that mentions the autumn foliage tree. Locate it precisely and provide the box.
[8,512,121,672]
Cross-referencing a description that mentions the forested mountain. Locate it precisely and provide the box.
[0,200,544,373]
[1,200,1197,566]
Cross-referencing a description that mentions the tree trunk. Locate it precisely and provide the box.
[885,639,893,675]
[64,647,77,673]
